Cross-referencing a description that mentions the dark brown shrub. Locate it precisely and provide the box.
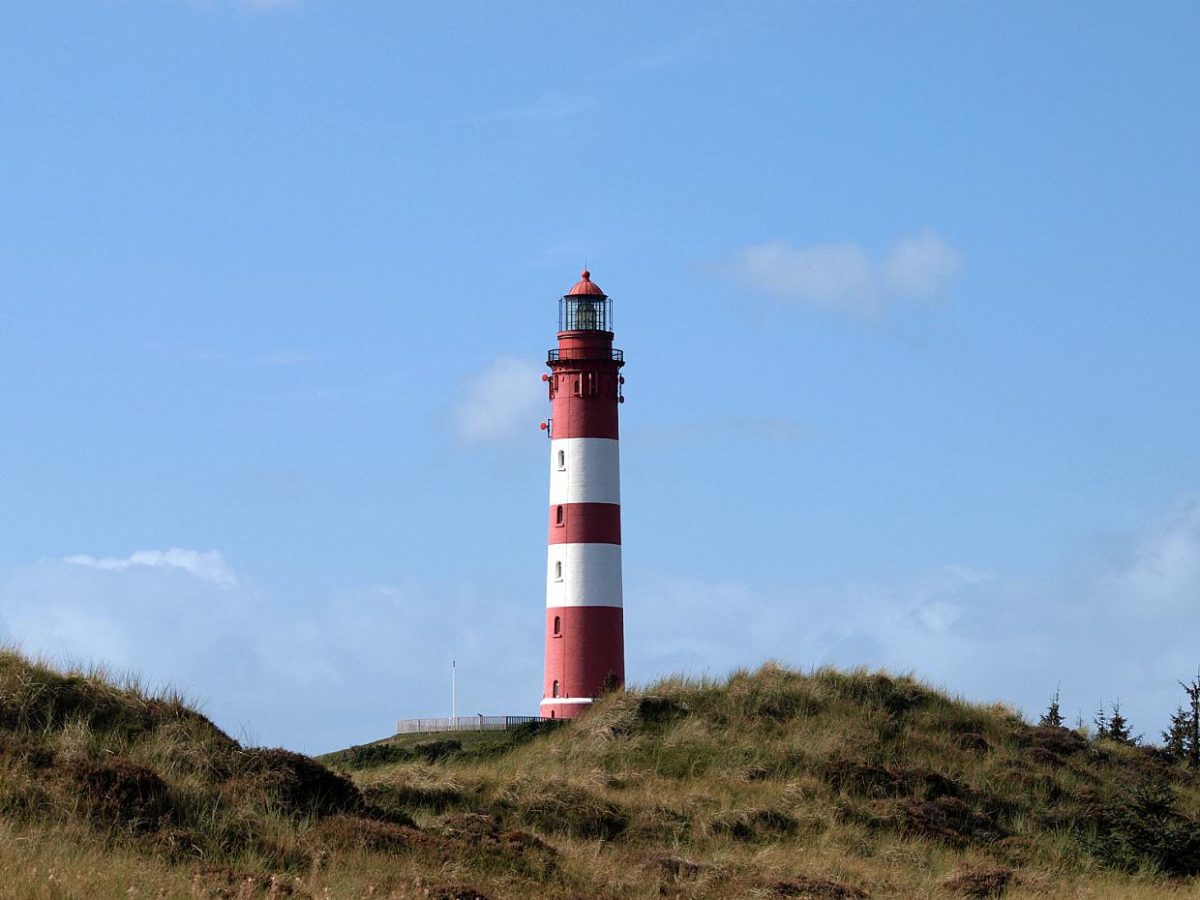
[823,759,964,800]
[942,865,1017,897]
[512,783,628,840]
[955,732,991,754]
[433,812,557,878]
[1025,725,1088,759]
[430,888,490,900]
[231,748,362,817]
[0,734,56,769]
[65,757,174,833]
[770,875,870,898]
[710,807,798,841]
[637,696,689,725]
[436,812,502,841]
[902,797,1004,846]
[315,815,429,853]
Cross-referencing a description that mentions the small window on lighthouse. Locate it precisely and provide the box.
[557,449,565,470]
[552,680,560,698]
[555,505,564,526]
[554,560,563,581]
[553,615,561,636]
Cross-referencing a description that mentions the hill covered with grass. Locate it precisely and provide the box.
[3,650,1200,898]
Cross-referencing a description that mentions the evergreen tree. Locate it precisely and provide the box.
[1180,672,1200,768]
[1107,701,1137,745]
[1040,688,1065,728]
[1094,705,1110,740]
[1164,706,1191,759]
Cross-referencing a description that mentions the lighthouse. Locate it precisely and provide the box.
[540,270,625,719]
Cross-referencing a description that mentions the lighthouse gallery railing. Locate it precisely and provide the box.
[547,348,623,363]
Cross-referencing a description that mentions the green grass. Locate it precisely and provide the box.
[4,650,1200,898]
[318,720,561,771]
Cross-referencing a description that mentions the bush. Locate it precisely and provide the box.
[1086,775,1200,876]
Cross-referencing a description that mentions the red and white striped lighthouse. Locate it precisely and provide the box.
[540,270,625,720]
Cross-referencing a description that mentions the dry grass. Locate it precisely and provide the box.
[5,652,1200,897]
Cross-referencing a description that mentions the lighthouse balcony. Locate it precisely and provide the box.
[547,348,624,364]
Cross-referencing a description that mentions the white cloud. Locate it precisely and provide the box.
[63,548,238,588]
[881,230,965,299]
[628,500,1200,736]
[452,355,545,444]
[719,230,963,316]
[13,498,1200,753]
[0,561,538,753]
[725,240,877,313]
[1103,502,1200,616]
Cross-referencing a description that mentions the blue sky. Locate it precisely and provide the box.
[1,1,1198,752]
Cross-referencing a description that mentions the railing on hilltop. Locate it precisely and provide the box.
[394,715,553,735]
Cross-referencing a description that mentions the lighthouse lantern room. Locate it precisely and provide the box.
[541,270,626,719]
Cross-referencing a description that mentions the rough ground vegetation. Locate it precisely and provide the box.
[2,650,1200,898]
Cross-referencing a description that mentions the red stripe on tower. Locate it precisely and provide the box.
[541,270,625,720]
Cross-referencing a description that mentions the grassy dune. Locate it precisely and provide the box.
[3,650,1200,898]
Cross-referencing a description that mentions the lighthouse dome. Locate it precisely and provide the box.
[566,270,607,297]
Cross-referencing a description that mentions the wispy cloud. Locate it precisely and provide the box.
[469,92,600,125]
[63,548,238,588]
[881,231,966,300]
[7,499,1200,752]
[629,498,1200,735]
[0,561,536,752]
[717,230,963,317]
[474,30,708,126]
[452,355,544,444]
[1102,501,1200,616]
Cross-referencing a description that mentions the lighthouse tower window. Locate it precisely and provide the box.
[557,449,565,470]
[554,560,563,581]
[555,505,564,526]
[553,615,561,636]
[552,680,560,698]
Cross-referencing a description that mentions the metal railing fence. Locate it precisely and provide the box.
[394,715,552,735]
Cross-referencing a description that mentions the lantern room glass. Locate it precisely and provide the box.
[559,295,612,332]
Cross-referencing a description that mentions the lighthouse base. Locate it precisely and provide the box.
[541,605,624,719]
[540,697,595,719]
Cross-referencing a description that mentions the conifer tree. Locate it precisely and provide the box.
[1107,701,1136,745]
[1180,672,1200,768]
[1164,706,1191,759]
[1094,705,1109,740]
[1040,688,1065,728]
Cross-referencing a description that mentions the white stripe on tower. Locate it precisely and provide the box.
[546,543,623,607]
[548,437,621,506]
